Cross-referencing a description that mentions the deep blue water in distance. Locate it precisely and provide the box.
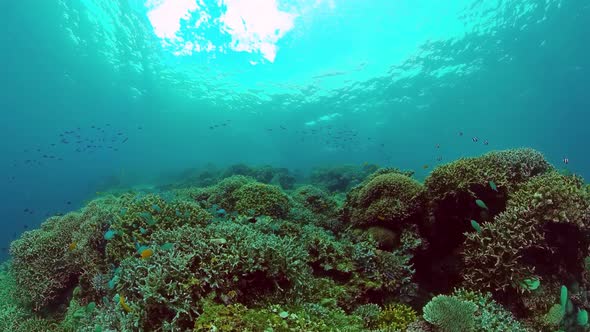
[0,0,589,260]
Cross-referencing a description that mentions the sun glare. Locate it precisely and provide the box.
[145,0,302,62]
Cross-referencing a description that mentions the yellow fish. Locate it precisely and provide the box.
[119,295,133,313]
[68,242,77,251]
[140,248,153,259]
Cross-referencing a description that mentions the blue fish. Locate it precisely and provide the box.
[489,181,497,192]
[475,199,489,210]
[470,220,482,233]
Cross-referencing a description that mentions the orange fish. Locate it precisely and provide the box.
[68,242,77,251]
[377,215,386,221]
[119,295,133,313]
[140,248,153,259]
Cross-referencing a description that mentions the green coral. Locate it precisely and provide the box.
[544,304,565,327]
[115,220,312,330]
[423,295,477,332]
[193,299,363,331]
[105,193,212,263]
[234,182,290,218]
[342,170,425,228]
[425,148,551,203]
[452,289,527,331]
[292,185,338,216]
[377,303,417,331]
[353,303,381,328]
[463,172,590,294]
[9,201,113,312]
[0,262,65,331]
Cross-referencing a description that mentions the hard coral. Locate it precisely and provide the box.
[310,164,383,193]
[422,295,477,332]
[10,196,119,312]
[342,169,425,228]
[377,303,417,331]
[425,148,551,203]
[462,172,590,297]
[293,185,338,216]
[116,221,312,330]
[234,182,290,218]
[415,148,552,294]
[106,193,212,263]
[205,175,254,210]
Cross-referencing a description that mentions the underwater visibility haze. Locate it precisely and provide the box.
[1,0,590,331]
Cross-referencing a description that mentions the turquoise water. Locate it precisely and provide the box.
[2,0,588,257]
[0,1,589,328]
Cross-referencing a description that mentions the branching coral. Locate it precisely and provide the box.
[462,172,590,296]
[115,221,312,330]
[105,193,212,263]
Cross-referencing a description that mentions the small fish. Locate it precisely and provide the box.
[435,144,440,149]
[563,157,569,164]
[459,131,463,136]
[23,224,29,229]
[483,140,489,146]
[140,248,153,259]
[68,242,77,251]
[436,156,443,161]
[104,230,117,240]
[423,165,429,169]
[121,138,128,143]
[377,215,386,221]
[119,295,133,313]
[475,199,489,210]
[472,137,479,142]
[470,220,482,233]
[489,181,497,192]
[66,201,72,205]
[160,243,174,251]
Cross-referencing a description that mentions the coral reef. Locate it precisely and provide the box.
[462,172,590,298]
[342,168,425,228]
[4,148,590,331]
[415,148,553,294]
[234,182,291,218]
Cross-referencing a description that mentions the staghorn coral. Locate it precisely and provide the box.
[341,169,425,228]
[234,182,290,218]
[462,172,590,296]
